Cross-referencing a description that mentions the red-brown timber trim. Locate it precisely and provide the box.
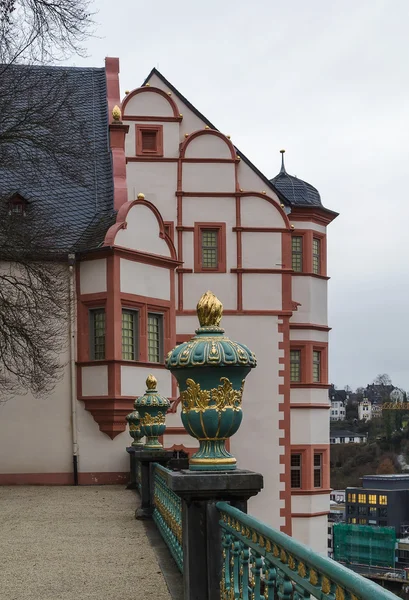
[126,157,178,163]
[135,124,163,157]
[176,309,293,317]
[194,222,227,273]
[291,489,332,496]
[105,57,120,121]
[123,115,182,122]
[231,268,292,274]
[291,444,330,492]
[122,86,180,118]
[180,129,236,160]
[278,317,292,535]
[233,227,289,233]
[291,511,330,518]
[290,205,338,226]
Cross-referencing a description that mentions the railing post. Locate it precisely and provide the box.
[133,450,173,519]
[166,469,263,600]
[126,446,137,489]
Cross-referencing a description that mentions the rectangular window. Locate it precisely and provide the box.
[349,493,356,503]
[292,236,303,272]
[369,507,377,517]
[194,223,226,273]
[359,518,367,525]
[122,309,138,360]
[148,313,163,363]
[358,506,368,516]
[349,518,357,524]
[358,493,367,504]
[89,308,105,360]
[379,507,388,518]
[313,453,322,488]
[368,494,377,505]
[136,124,163,157]
[290,350,301,382]
[347,505,355,514]
[201,229,218,269]
[340,437,345,443]
[290,454,302,489]
[312,238,321,274]
[379,495,388,505]
[313,350,321,382]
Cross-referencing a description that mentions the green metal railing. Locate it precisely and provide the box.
[135,460,142,493]
[217,502,397,600]
[152,463,183,573]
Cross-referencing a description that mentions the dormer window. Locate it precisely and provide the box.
[8,193,28,216]
[136,124,163,157]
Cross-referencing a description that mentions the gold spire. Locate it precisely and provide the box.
[196,291,223,327]
[146,374,157,390]
[112,105,121,122]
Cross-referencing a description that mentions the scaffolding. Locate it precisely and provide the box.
[333,523,396,568]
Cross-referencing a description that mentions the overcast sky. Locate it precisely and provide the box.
[73,0,409,391]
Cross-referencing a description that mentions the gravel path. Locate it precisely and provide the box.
[0,486,172,600]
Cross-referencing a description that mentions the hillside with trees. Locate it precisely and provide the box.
[330,374,409,489]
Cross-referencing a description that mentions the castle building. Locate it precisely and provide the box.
[0,57,337,553]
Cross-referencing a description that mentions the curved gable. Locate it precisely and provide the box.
[122,86,180,118]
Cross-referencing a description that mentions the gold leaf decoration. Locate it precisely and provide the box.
[140,411,165,426]
[196,291,223,326]
[112,105,121,121]
[288,555,295,570]
[180,379,211,413]
[335,587,345,600]
[321,576,331,594]
[309,569,318,586]
[280,549,287,563]
[146,374,157,390]
[298,562,306,578]
[212,377,245,411]
[265,539,271,552]
[273,544,279,557]
[259,535,265,547]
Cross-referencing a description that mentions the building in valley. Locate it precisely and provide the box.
[0,57,338,553]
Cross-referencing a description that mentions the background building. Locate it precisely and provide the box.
[330,431,367,444]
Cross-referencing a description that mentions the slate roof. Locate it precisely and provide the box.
[0,64,113,252]
[331,430,366,438]
[270,152,322,208]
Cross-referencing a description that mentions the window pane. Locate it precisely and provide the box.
[358,494,367,504]
[201,229,218,268]
[379,495,388,505]
[292,236,303,272]
[122,309,137,360]
[313,350,321,382]
[148,313,163,363]
[142,130,157,151]
[313,238,321,274]
[291,453,301,488]
[368,494,377,505]
[90,309,105,360]
[314,453,322,487]
[290,350,301,382]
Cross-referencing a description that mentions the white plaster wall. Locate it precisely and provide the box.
[123,90,174,117]
[290,221,327,234]
[291,410,329,445]
[237,161,280,202]
[80,259,107,294]
[182,232,194,270]
[291,277,328,325]
[145,73,207,136]
[75,402,129,473]
[242,274,282,310]
[120,259,170,300]
[225,315,284,530]
[290,388,329,405]
[183,274,236,310]
[82,365,108,396]
[185,134,232,159]
[292,515,328,555]
[163,434,199,448]
[126,162,177,221]
[289,329,328,343]
[176,315,198,335]
[182,163,236,193]
[292,493,330,515]
[121,366,172,398]
[125,121,180,159]
[241,196,286,228]
[241,233,282,269]
[115,203,170,256]
[0,349,72,474]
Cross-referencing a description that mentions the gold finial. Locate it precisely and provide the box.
[168,91,172,96]
[205,125,210,129]
[227,135,231,139]
[184,133,189,137]
[137,192,145,200]
[145,83,150,87]
[291,225,295,229]
[125,90,130,95]
[280,203,284,208]
[112,105,121,122]
[146,374,157,390]
[262,190,266,194]
[196,291,223,327]
[179,113,183,117]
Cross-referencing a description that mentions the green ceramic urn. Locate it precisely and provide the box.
[165,291,256,471]
[125,409,144,447]
[134,375,170,450]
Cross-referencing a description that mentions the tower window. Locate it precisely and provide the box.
[312,238,321,274]
[122,309,139,360]
[313,350,321,382]
[290,350,301,382]
[148,313,164,363]
[292,236,303,272]
[194,223,226,273]
[89,308,106,360]
[291,454,302,488]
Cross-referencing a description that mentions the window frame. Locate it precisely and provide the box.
[89,307,106,360]
[135,124,163,157]
[312,237,321,275]
[290,349,302,382]
[291,235,303,272]
[147,312,164,364]
[290,453,302,489]
[312,349,321,383]
[194,222,226,273]
[313,452,323,488]
[121,308,139,361]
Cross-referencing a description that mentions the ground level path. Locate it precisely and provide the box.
[0,486,172,600]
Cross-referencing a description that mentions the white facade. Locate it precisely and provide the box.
[358,399,372,421]
[330,400,345,421]
[330,433,367,444]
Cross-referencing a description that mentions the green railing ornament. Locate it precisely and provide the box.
[134,375,170,450]
[166,291,256,471]
[125,409,144,447]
